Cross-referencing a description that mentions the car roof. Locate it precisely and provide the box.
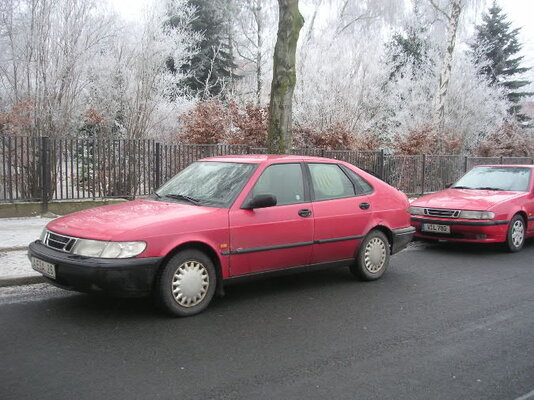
[200,154,345,164]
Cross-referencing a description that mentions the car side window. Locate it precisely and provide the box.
[250,163,305,206]
[308,163,355,201]
[342,167,374,195]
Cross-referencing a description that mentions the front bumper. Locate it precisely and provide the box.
[410,217,509,243]
[391,226,415,254]
[28,241,163,297]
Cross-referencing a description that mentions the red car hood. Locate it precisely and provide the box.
[46,199,224,241]
[412,189,525,210]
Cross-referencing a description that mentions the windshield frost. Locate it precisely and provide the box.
[453,167,531,192]
[156,162,256,206]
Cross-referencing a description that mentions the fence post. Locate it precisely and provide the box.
[40,136,50,214]
[155,142,161,190]
[464,156,468,172]
[379,149,385,180]
[500,156,503,164]
[421,154,426,195]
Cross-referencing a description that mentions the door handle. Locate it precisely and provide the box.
[359,202,370,210]
[298,209,312,217]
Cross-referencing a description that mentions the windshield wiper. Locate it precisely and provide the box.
[451,185,472,189]
[474,187,505,191]
[163,193,202,205]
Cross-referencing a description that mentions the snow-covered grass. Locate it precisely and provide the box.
[0,250,38,277]
[0,216,53,249]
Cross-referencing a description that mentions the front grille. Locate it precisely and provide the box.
[424,208,460,218]
[44,231,77,252]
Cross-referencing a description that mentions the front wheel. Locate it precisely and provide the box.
[505,215,526,253]
[350,230,390,281]
[154,249,217,317]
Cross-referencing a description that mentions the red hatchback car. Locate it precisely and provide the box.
[29,155,414,316]
[409,165,534,252]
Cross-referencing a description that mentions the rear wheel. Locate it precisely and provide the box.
[350,230,390,281]
[154,249,216,317]
[505,214,526,253]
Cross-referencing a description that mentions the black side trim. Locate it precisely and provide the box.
[315,235,364,244]
[222,241,314,255]
[222,235,365,255]
[528,216,534,221]
[224,258,354,283]
[411,217,509,226]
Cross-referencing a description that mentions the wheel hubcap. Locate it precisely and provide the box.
[511,220,524,248]
[171,261,209,307]
[364,237,386,273]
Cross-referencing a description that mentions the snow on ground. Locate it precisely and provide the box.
[0,250,39,277]
[0,216,53,249]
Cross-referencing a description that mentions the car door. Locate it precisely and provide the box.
[306,162,374,264]
[228,163,314,276]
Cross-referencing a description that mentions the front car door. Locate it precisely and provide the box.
[228,163,314,276]
[306,162,375,264]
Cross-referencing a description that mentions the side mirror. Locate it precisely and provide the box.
[445,183,453,188]
[243,194,277,209]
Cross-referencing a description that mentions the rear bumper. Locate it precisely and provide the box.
[410,217,509,243]
[28,241,163,297]
[391,226,415,254]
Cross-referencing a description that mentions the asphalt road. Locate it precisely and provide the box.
[1,240,533,400]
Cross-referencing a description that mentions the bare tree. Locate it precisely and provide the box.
[267,0,304,154]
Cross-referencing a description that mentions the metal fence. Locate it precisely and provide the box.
[1,135,533,210]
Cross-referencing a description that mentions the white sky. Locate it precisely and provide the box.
[108,0,534,81]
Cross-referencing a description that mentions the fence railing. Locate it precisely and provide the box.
[1,135,533,211]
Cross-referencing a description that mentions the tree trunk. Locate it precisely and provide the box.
[433,0,462,135]
[267,0,304,154]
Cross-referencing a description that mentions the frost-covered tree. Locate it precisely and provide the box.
[471,1,532,119]
[86,0,199,140]
[0,0,115,137]
[232,0,277,105]
[176,0,237,99]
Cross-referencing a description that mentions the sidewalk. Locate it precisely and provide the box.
[0,217,52,286]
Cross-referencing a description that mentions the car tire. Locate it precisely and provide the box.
[154,249,217,317]
[350,230,390,281]
[505,214,526,253]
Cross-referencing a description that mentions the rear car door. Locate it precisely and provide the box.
[228,163,314,276]
[306,163,374,264]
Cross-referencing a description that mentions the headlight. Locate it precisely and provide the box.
[39,228,47,242]
[458,210,495,220]
[407,206,425,215]
[72,239,146,258]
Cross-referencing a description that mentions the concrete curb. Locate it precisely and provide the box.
[0,275,46,288]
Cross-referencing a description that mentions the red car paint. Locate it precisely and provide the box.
[410,165,534,244]
[45,155,412,280]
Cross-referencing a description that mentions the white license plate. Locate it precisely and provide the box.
[422,223,451,234]
[31,257,56,279]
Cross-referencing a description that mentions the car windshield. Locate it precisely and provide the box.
[452,166,531,192]
[155,161,257,207]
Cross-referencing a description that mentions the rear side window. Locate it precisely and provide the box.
[308,163,355,201]
[250,163,305,205]
[342,166,374,195]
